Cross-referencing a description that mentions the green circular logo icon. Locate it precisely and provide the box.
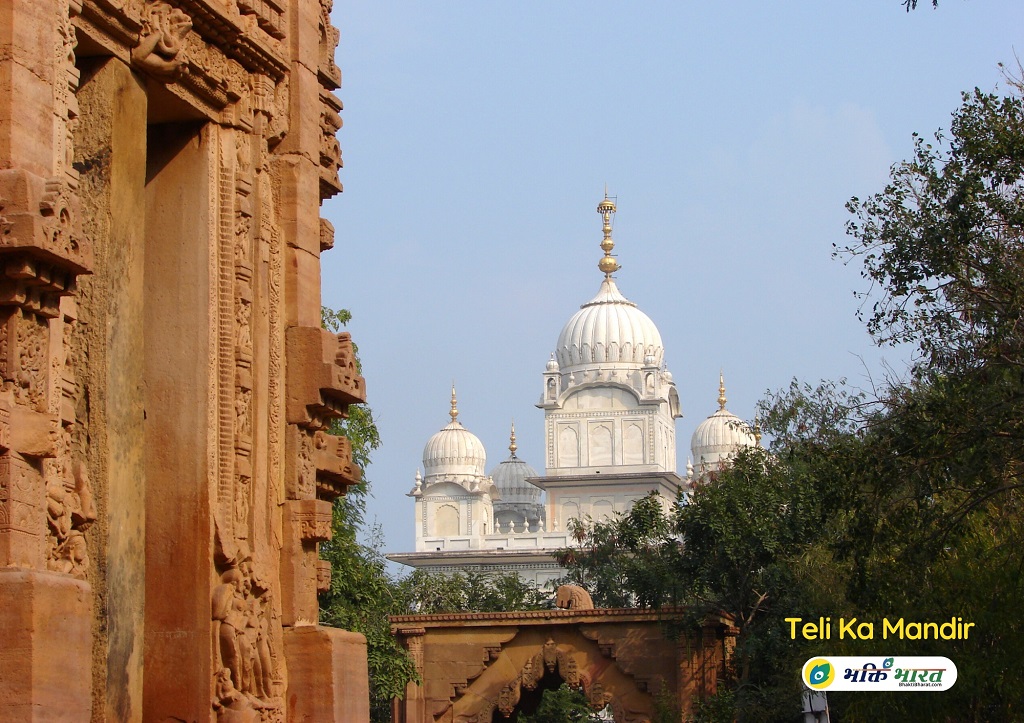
[805,658,835,689]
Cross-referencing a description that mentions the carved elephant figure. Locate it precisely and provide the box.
[555,584,594,610]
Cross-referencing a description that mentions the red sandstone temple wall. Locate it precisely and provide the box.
[0,0,367,719]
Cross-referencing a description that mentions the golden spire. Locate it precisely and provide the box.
[596,190,620,279]
[449,383,459,422]
[509,420,518,458]
[717,371,727,411]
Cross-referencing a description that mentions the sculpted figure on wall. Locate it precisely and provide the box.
[132,1,193,80]
[46,456,95,579]
[212,554,281,718]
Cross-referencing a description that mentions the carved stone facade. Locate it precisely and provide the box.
[391,608,737,723]
[0,0,367,719]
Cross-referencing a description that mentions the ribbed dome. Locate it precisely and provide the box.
[490,454,541,505]
[422,420,487,478]
[555,278,664,370]
[690,408,757,469]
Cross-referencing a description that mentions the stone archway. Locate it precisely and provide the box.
[391,608,736,723]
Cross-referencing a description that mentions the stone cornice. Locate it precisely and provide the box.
[391,606,735,630]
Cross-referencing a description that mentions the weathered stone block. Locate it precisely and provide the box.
[280,498,324,625]
[0,169,92,275]
[0,569,91,720]
[313,429,360,496]
[277,62,321,162]
[273,153,322,256]
[285,325,365,427]
[285,245,322,328]
[284,625,370,722]
[289,497,333,543]
[0,451,45,569]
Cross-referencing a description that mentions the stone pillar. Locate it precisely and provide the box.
[142,120,215,719]
[74,56,148,722]
[394,627,427,723]
[0,0,94,718]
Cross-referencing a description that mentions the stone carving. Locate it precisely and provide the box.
[315,559,331,593]
[495,638,581,718]
[284,327,365,428]
[317,0,341,88]
[556,584,594,610]
[586,681,612,712]
[212,556,281,716]
[318,91,343,199]
[235,389,253,439]
[133,1,193,80]
[12,312,48,410]
[296,430,315,499]
[46,456,96,579]
[236,300,253,357]
[319,217,335,252]
[312,430,359,498]
[237,0,286,41]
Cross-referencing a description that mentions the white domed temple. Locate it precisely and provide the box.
[388,195,759,587]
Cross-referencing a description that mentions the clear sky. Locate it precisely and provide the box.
[322,1,1024,559]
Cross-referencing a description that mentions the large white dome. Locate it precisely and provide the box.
[555,278,664,371]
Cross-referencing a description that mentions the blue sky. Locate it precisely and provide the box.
[322,1,1024,558]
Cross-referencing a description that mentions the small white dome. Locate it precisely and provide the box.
[690,374,756,471]
[422,387,487,478]
[546,354,559,372]
[422,420,487,478]
[555,278,664,371]
[490,454,541,505]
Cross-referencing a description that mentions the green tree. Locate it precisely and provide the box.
[556,491,683,608]
[398,569,550,614]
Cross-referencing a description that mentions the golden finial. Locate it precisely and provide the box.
[509,420,518,458]
[717,371,727,411]
[449,383,459,422]
[596,190,620,278]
